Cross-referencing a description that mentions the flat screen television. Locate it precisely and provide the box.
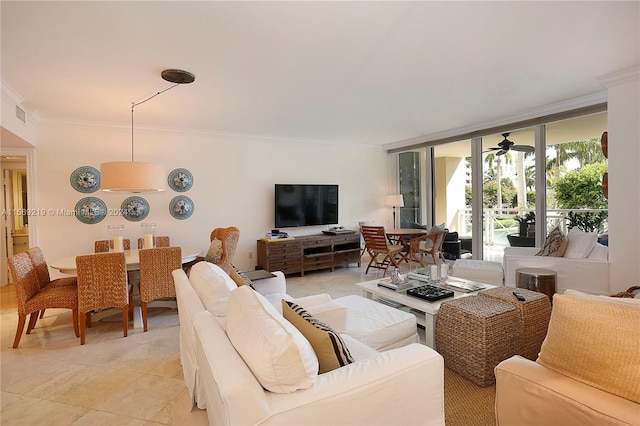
[274,184,338,228]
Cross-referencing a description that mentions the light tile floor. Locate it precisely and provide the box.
[0,261,417,425]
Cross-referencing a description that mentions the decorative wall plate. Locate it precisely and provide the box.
[70,166,101,193]
[74,197,107,224]
[121,196,150,222]
[169,195,194,220]
[168,168,193,192]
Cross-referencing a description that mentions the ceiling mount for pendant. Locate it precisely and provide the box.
[161,69,196,84]
[100,69,196,193]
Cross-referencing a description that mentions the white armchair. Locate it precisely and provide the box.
[503,243,609,295]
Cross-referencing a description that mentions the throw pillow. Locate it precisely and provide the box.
[282,300,354,374]
[563,227,598,258]
[189,262,237,316]
[204,238,223,263]
[226,286,318,393]
[229,265,256,289]
[537,294,640,404]
[535,226,568,257]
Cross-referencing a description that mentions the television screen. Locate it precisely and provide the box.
[275,184,338,228]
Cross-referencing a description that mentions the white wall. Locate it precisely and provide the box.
[32,122,389,276]
[601,68,640,293]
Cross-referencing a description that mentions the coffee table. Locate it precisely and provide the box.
[356,277,495,349]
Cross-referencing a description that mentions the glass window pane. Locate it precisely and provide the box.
[546,112,608,237]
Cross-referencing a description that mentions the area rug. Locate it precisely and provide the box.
[444,367,496,426]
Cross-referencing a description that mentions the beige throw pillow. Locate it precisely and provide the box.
[535,226,568,257]
[537,294,640,403]
[282,300,354,374]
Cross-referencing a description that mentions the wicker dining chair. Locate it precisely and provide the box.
[94,239,131,253]
[408,229,448,267]
[361,225,404,277]
[138,246,182,331]
[76,252,129,345]
[208,227,240,274]
[8,252,79,348]
[136,236,170,249]
[27,246,78,320]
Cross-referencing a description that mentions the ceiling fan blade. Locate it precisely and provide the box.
[496,149,508,156]
[511,145,535,153]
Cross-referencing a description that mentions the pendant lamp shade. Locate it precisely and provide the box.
[101,162,166,193]
[100,69,194,193]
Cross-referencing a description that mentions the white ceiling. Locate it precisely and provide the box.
[1,1,638,149]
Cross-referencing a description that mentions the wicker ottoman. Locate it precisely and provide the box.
[479,287,552,361]
[435,296,522,387]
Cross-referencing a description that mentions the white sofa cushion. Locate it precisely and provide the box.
[334,295,419,351]
[226,286,318,393]
[563,227,598,258]
[282,300,354,374]
[189,262,237,316]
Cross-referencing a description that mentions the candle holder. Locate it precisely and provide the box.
[108,224,125,252]
[141,223,156,249]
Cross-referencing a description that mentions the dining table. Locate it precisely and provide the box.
[49,246,204,274]
[385,228,427,263]
[50,246,204,328]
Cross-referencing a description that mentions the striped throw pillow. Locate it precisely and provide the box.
[282,300,354,373]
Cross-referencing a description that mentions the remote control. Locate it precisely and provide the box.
[513,291,526,302]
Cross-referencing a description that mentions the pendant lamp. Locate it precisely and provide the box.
[101,69,195,193]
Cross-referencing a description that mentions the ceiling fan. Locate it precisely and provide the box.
[486,133,535,156]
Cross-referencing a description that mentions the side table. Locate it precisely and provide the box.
[516,267,557,304]
[479,287,552,360]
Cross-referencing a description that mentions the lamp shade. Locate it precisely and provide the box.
[385,194,404,207]
[100,162,166,193]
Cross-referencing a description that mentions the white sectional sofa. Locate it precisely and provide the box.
[503,243,609,295]
[173,262,444,425]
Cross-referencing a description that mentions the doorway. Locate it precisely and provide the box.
[1,155,29,285]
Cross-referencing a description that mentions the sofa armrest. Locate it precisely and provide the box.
[495,356,640,426]
[264,344,445,425]
[252,271,287,296]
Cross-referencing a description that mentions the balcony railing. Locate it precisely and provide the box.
[458,208,608,246]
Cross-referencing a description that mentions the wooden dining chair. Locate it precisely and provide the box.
[76,252,129,345]
[94,239,131,253]
[409,229,448,267]
[8,252,79,348]
[360,225,404,277]
[139,247,182,331]
[27,246,77,320]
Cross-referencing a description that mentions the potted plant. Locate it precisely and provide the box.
[515,211,535,237]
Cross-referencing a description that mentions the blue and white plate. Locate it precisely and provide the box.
[74,197,107,224]
[169,195,194,220]
[168,168,193,192]
[121,196,150,222]
[70,166,101,193]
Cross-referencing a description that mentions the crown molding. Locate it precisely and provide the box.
[1,79,41,125]
[597,66,640,87]
[383,91,608,152]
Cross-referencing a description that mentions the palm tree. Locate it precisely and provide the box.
[484,152,512,210]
